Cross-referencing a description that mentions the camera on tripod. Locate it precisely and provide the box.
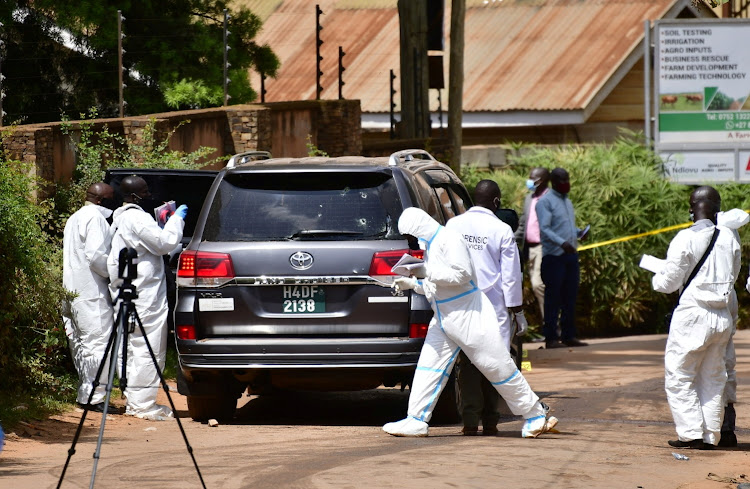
[58,244,206,488]
[118,247,138,281]
[116,247,138,303]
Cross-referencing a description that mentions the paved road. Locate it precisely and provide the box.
[1,332,749,489]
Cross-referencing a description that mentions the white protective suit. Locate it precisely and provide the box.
[652,219,740,445]
[397,208,545,425]
[63,202,114,405]
[718,209,748,408]
[446,206,523,349]
[108,203,184,420]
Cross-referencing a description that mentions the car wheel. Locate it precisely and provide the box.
[186,395,237,423]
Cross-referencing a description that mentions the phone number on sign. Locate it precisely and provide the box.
[707,112,750,121]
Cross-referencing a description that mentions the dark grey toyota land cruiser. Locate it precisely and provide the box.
[175,150,471,421]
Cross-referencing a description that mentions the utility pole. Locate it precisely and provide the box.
[315,5,324,100]
[117,11,125,118]
[447,0,465,172]
[338,46,346,100]
[390,70,397,139]
[223,9,231,106]
[397,0,430,139]
[0,28,5,128]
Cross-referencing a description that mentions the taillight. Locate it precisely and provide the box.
[177,250,235,287]
[409,323,429,338]
[176,325,196,340]
[369,249,423,276]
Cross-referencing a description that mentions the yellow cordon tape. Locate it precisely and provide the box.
[577,209,750,251]
[577,222,692,252]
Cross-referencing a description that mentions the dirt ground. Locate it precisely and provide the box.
[1,331,749,489]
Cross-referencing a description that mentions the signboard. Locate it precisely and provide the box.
[654,19,750,183]
[739,150,750,182]
[660,151,735,183]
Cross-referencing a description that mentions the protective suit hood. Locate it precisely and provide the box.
[112,203,143,225]
[717,209,749,230]
[399,207,440,242]
[84,201,113,219]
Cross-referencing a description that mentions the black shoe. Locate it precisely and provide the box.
[562,338,588,347]
[545,340,565,349]
[79,402,120,414]
[462,426,480,436]
[668,439,704,449]
[482,425,499,436]
[718,431,738,447]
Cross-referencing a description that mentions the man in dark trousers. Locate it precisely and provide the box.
[535,168,587,349]
[446,180,527,435]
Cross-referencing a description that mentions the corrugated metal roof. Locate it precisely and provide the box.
[247,0,702,113]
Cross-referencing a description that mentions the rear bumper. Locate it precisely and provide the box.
[177,337,424,369]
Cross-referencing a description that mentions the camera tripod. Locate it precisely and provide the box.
[57,248,206,489]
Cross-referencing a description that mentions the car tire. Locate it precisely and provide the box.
[186,395,237,423]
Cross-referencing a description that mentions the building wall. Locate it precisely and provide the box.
[1,100,361,196]
[265,100,362,157]
[588,60,646,123]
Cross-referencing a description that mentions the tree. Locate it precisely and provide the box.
[0,1,279,124]
[397,0,431,139]
[448,0,465,172]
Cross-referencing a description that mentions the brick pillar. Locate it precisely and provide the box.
[316,100,361,156]
[2,127,55,200]
[226,107,271,154]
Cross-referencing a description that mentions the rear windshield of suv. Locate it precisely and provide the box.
[202,171,403,241]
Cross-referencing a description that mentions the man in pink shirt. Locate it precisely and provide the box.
[515,168,550,320]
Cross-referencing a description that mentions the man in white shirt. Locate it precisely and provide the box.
[446,180,528,435]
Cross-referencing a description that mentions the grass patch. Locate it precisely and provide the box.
[0,343,178,431]
[0,373,77,429]
[162,341,179,380]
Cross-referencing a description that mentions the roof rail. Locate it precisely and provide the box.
[388,149,436,167]
[226,150,272,168]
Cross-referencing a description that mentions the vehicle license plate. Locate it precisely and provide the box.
[282,285,325,313]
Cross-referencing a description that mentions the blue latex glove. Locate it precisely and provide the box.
[175,204,188,220]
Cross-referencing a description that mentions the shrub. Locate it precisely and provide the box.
[461,130,744,336]
[0,151,75,415]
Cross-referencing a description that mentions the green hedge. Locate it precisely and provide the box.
[0,157,75,420]
[461,131,750,337]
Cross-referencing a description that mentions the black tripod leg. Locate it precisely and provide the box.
[118,303,133,395]
[132,311,207,489]
[88,302,128,488]
[56,307,122,489]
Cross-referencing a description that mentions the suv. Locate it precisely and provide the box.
[174,150,472,421]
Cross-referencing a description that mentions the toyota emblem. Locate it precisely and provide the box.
[290,251,314,270]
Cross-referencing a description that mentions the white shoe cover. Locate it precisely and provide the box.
[383,417,429,437]
[125,403,174,421]
[521,414,558,438]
